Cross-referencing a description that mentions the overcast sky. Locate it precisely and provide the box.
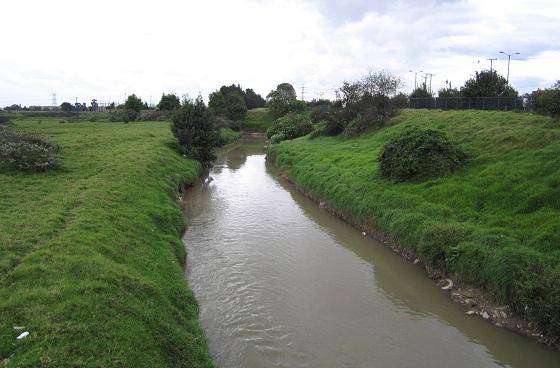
[1,0,559,107]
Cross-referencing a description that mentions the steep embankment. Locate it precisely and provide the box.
[0,120,213,367]
[268,109,560,342]
[241,108,275,132]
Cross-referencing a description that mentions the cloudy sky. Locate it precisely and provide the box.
[1,0,559,107]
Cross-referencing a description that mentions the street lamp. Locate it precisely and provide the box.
[409,70,423,90]
[499,51,520,85]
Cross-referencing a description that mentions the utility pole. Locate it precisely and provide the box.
[423,73,435,94]
[486,58,497,74]
[409,70,423,90]
[499,51,520,85]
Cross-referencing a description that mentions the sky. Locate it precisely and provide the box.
[1,0,559,107]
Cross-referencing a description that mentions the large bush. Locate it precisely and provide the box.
[171,96,217,167]
[266,83,297,118]
[533,88,560,117]
[378,128,465,181]
[267,113,313,143]
[0,127,59,172]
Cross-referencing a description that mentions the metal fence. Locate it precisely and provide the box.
[408,96,525,111]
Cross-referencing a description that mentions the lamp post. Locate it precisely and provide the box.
[499,51,520,85]
[409,70,423,90]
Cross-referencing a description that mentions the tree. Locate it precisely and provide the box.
[410,86,432,98]
[460,70,518,97]
[244,88,266,109]
[171,95,217,167]
[438,87,461,98]
[266,83,297,118]
[106,102,116,110]
[157,94,181,110]
[208,87,247,121]
[124,94,144,112]
[361,71,402,96]
[60,102,73,111]
[90,99,99,111]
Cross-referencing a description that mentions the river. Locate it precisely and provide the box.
[182,137,560,368]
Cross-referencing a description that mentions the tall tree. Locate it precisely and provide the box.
[266,83,297,118]
[171,95,217,167]
[124,94,144,112]
[244,88,266,109]
[460,70,518,97]
[157,93,181,110]
[60,102,73,111]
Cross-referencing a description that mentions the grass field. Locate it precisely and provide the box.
[0,119,213,367]
[268,109,560,337]
[241,108,275,132]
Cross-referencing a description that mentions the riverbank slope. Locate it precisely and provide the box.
[268,109,560,343]
[0,120,213,367]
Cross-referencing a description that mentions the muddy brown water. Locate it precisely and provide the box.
[182,138,560,368]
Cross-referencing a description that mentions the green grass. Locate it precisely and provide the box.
[269,109,560,337]
[241,108,275,132]
[0,119,213,367]
[217,127,242,146]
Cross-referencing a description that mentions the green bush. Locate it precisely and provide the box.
[0,116,10,125]
[267,113,313,143]
[379,128,465,181]
[171,96,217,167]
[343,113,384,138]
[535,89,560,117]
[288,99,307,114]
[0,127,59,172]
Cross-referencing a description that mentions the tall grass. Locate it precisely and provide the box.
[268,109,560,338]
[0,119,213,367]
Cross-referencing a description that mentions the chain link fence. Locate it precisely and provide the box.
[409,96,526,111]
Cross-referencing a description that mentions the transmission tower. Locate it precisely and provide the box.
[51,93,57,107]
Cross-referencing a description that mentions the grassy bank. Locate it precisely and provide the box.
[241,108,275,132]
[0,119,213,367]
[268,109,560,339]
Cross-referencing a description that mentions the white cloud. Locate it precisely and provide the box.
[0,0,558,106]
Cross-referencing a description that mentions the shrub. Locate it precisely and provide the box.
[110,109,138,123]
[378,128,465,181]
[0,116,10,125]
[535,89,560,117]
[0,127,59,172]
[309,106,330,124]
[308,121,327,140]
[342,113,384,138]
[266,113,313,143]
[288,100,306,114]
[171,96,217,167]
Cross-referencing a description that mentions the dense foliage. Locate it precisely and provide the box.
[244,88,266,109]
[124,94,145,112]
[157,93,181,110]
[266,83,297,118]
[208,86,248,121]
[267,113,313,143]
[269,109,560,338]
[0,127,59,172]
[309,72,402,139]
[460,70,518,97]
[378,128,465,181]
[526,81,560,117]
[172,96,217,166]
